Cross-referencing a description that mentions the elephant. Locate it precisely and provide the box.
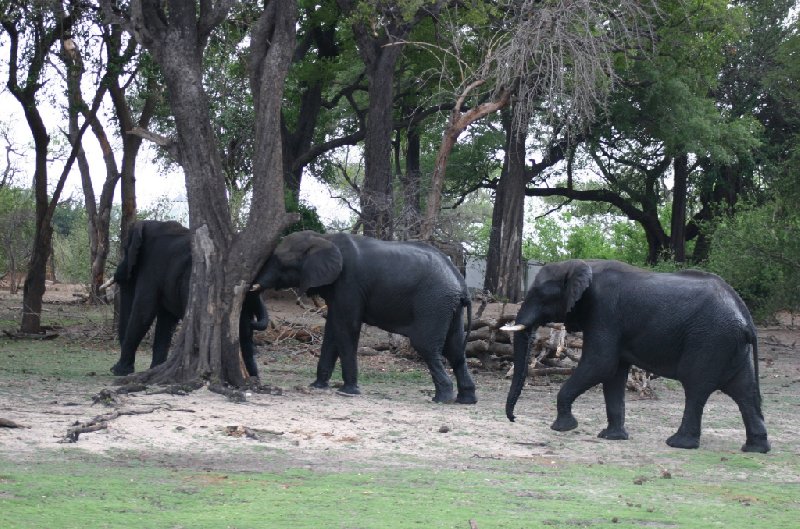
[251,230,477,403]
[108,220,268,377]
[503,259,770,453]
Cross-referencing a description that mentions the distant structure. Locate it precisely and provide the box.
[464,256,543,296]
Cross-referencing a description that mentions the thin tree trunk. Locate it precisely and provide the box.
[398,125,422,239]
[420,84,511,240]
[494,107,530,302]
[670,154,689,263]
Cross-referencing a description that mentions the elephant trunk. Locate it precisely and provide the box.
[506,328,533,422]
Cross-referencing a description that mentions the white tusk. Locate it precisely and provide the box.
[500,323,527,332]
[250,284,261,292]
[99,278,116,291]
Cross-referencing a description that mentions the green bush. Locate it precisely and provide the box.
[706,202,800,320]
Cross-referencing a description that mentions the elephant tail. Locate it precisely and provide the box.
[748,325,762,410]
[462,295,472,345]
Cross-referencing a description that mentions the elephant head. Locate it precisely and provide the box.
[504,259,593,421]
[252,231,343,293]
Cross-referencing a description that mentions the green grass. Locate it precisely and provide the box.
[1,453,797,529]
[0,339,120,379]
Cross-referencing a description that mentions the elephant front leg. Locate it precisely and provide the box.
[112,298,157,376]
[598,362,630,440]
[311,323,338,389]
[551,361,610,432]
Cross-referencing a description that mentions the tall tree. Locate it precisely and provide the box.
[337,0,445,240]
[1,0,100,333]
[99,0,296,385]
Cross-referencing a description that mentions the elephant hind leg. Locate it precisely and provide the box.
[722,362,770,453]
[410,334,455,403]
[442,308,476,404]
[151,308,179,368]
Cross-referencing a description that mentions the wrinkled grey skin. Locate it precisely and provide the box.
[253,231,477,403]
[111,220,268,377]
[506,259,770,453]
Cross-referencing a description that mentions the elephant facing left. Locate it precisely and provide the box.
[108,220,268,377]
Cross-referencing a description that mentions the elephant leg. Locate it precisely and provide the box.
[409,325,454,403]
[311,322,339,389]
[442,310,477,404]
[240,329,259,378]
[598,362,631,440]
[315,311,362,396]
[666,382,714,450]
[722,362,770,453]
[112,295,157,376]
[150,308,178,368]
[552,351,619,432]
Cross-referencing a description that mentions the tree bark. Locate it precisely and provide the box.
[670,154,689,263]
[2,5,85,333]
[397,124,422,239]
[420,83,511,240]
[102,0,297,385]
[351,30,402,240]
[493,106,530,302]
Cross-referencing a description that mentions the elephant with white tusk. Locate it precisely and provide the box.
[504,259,770,453]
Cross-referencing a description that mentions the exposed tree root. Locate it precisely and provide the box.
[60,406,167,443]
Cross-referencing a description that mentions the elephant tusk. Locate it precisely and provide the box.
[99,278,116,291]
[250,284,261,292]
[500,323,527,332]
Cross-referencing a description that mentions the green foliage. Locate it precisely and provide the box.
[706,202,800,319]
[522,210,648,265]
[284,193,326,235]
[51,203,90,284]
[0,186,35,286]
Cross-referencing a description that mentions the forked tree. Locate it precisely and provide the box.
[99,0,297,385]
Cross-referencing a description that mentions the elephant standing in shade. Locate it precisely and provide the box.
[252,231,477,403]
[503,259,770,453]
[108,220,268,377]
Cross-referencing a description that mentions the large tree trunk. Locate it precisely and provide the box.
[106,0,297,386]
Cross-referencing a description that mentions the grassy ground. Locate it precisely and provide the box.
[1,297,798,529]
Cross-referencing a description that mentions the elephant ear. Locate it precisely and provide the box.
[300,236,343,292]
[123,222,147,281]
[565,260,592,314]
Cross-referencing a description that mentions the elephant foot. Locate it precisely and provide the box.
[110,362,134,376]
[336,384,361,397]
[456,391,478,405]
[310,379,330,389]
[432,389,455,404]
[598,426,629,440]
[551,414,578,432]
[666,432,700,450]
[742,435,770,454]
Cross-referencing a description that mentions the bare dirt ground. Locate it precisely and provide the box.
[1,285,799,472]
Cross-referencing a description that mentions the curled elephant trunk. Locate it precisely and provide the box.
[506,328,533,422]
